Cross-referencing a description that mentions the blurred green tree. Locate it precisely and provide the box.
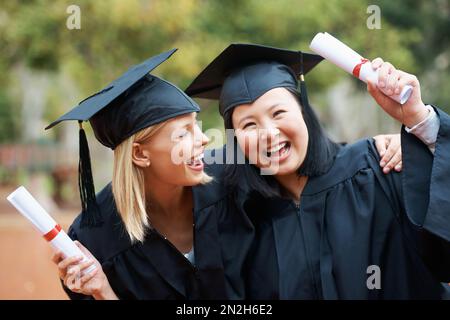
[0,0,447,140]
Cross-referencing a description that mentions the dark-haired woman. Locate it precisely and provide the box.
[186,44,450,299]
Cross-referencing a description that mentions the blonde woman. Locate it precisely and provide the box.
[49,50,254,299]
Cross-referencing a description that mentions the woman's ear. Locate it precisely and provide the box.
[132,142,151,168]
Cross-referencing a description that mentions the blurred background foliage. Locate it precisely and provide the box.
[0,0,449,193]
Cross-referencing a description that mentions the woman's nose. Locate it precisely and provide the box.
[201,132,210,147]
[259,127,280,143]
[194,124,209,147]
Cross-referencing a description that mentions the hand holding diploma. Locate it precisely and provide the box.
[52,241,118,299]
[7,186,117,299]
[310,32,413,104]
[6,186,95,271]
[367,58,429,129]
[310,32,429,128]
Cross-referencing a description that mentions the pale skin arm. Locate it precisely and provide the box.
[52,241,118,300]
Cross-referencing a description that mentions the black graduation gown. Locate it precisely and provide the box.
[62,156,254,300]
[244,106,450,300]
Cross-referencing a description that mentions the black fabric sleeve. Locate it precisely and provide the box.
[400,106,450,281]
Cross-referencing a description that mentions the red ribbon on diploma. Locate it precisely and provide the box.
[352,58,369,78]
[43,224,62,241]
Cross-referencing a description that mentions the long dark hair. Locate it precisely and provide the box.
[223,87,340,198]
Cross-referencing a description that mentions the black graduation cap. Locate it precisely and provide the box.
[185,43,323,117]
[45,48,200,228]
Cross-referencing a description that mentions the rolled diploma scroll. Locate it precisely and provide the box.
[310,32,412,105]
[7,186,96,275]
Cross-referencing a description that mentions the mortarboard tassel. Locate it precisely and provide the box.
[299,74,309,109]
[78,121,103,228]
[299,52,310,110]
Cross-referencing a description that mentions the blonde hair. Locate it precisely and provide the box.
[112,123,212,243]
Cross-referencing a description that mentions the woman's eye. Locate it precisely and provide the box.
[243,122,256,130]
[273,110,286,117]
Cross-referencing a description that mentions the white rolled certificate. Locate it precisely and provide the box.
[310,32,413,105]
[7,186,95,275]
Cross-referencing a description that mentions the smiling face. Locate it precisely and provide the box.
[231,87,309,176]
[132,112,210,186]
